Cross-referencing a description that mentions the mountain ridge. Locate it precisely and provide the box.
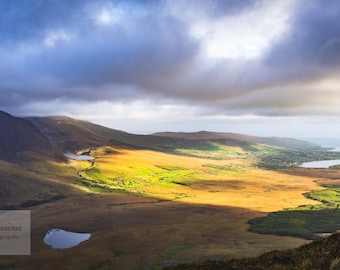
[0,110,322,162]
[0,111,63,161]
[152,131,322,150]
[152,130,260,141]
[27,116,321,153]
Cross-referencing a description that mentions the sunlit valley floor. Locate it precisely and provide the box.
[2,112,340,269]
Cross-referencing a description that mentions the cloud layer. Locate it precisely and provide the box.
[1,0,340,124]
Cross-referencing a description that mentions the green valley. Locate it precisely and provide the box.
[1,112,340,269]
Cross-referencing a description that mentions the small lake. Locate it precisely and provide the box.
[64,153,94,161]
[300,160,340,169]
[43,229,91,249]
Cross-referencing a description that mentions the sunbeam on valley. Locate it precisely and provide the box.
[1,1,340,269]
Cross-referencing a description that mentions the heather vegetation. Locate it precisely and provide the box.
[164,233,340,270]
[256,149,340,170]
[249,187,340,240]
[3,114,340,269]
[73,142,340,197]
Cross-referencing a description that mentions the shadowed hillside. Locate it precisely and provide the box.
[27,116,256,153]
[0,160,78,209]
[0,111,77,209]
[0,111,62,161]
[27,116,196,152]
[164,232,340,270]
[27,116,322,155]
[27,116,125,151]
[153,131,322,150]
[1,111,340,269]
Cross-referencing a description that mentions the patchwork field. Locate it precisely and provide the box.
[1,142,339,269]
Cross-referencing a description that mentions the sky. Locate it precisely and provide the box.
[1,0,340,139]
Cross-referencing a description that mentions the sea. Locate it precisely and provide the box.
[302,138,340,151]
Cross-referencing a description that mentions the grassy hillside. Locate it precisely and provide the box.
[27,116,210,152]
[0,111,62,161]
[27,116,131,151]
[28,115,339,172]
[2,113,340,269]
[153,131,323,150]
[0,158,80,209]
[164,232,340,270]
[28,116,323,155]
[248,185,340,240]
[0,141,321,269]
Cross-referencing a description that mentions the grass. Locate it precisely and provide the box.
[330,164,340,169]
[174,142,244,159]
[249,187,340,240]
[164,232,340,270]
[202,164,247,173]
[0,160,77,209]
[76,156,197,196]
[4,142,340,269]
[155,165,188,171]
[19,195,67,208]
[256,149,340,170]
[65,146,325,211]
[80,167,107,181]
[306,188,340,204]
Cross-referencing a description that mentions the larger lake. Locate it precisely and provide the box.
[300,160,340,168]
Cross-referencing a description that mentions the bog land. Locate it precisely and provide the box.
[2,114,340,269]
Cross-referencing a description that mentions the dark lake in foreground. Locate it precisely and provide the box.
[300,160,340,168]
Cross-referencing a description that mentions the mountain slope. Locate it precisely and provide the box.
[153,131,322,150]
[0,111,61,161]
[26,116,323,153]
[27,116,275,154]
[165,232,340,270]
[27,116,122,151]
[0,160,76,209]
[152,131,261,142]
[27,116,193,152]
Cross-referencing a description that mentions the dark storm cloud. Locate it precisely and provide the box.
[265,1,340,72]
[0,0,199,106]
[0,0,88,44]
[1,0,340,117]
[29,16,196,87]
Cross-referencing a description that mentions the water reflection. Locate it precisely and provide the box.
[300,159,340,168]
[64,153,94,161]
[44,229,91,249]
